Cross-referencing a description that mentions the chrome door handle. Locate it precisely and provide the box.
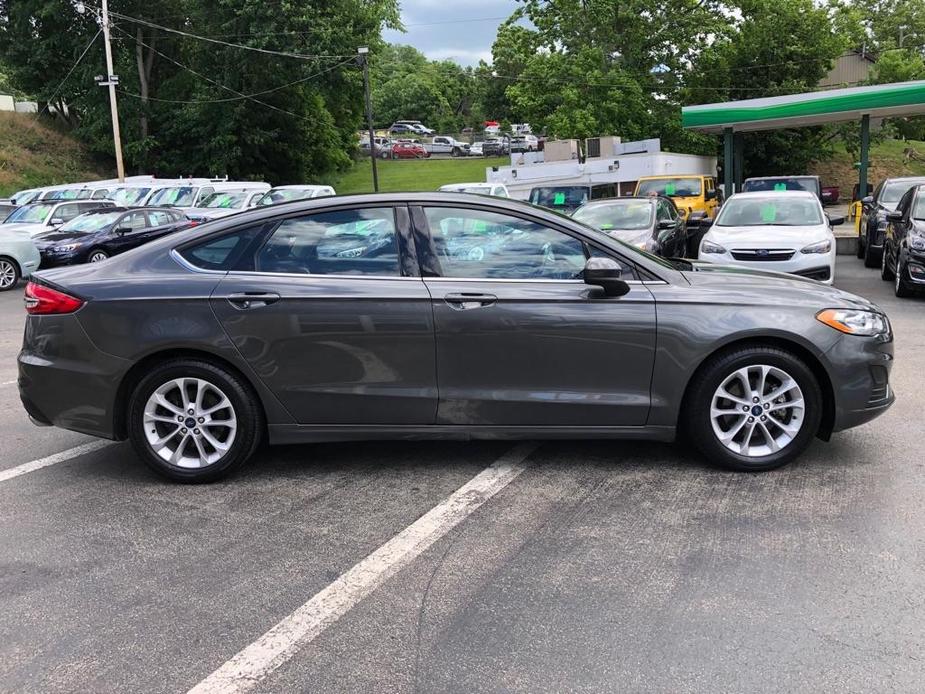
[444,292,497,310]
[227,292,281,309]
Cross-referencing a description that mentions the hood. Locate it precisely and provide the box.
[682,261,879,311]
[705,223,831,248]
[187,208,240,221]
[33,230,96,247]
[0,222,44,235]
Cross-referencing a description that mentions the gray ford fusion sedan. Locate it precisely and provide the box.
[18,193,894,482]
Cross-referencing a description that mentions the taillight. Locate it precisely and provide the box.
[24,282,85,315]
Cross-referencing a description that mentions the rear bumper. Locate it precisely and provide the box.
[18,314,129,440]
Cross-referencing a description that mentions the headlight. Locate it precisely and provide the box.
[910,235,925,252]
[700,240,726,254]
[816,309,889,337]
[54,244,78,252]
[801,239,832,254]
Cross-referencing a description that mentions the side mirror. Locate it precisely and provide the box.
[583,257,630,297]
[828,215,845,226]
[657,219,674,230]
[115,226,132,235]
[704,189,717,201]
[862,195,874,205]
[886,211,903,222]
[49,217,64,226]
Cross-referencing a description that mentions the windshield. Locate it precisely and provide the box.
[715,196,823,226]
[197,192,248,209]
[881,180,925,204]
[3,203,52,224]
[529,187,589,209]
[110,187,152,205]
[13,190,41,205]
[743,177,817,194]
[59,211,122,233]
[147,187,197,207]
[256,188,316,206]
[572,201,654,231]
[637,178,702,197]
[44,189,82,200]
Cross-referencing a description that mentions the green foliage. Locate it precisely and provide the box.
[332,156,508,194]
[0,0,399,183]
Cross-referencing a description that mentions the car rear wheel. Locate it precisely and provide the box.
[863,235,880,268]
[895,256,914,297]
[128,359,263,483]
[88,249,109,263]
[686,347,822,472]
[0,257,20,291]
[881,244,895,281]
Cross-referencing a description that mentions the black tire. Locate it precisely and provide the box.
[127,359,264,483]
[863,234,880,268]
[87,249,109,263]
[0,256,21,292]
[685,346,823,472]
[881,244,895,281]
[895,256,914,298]
[451,147,460,157]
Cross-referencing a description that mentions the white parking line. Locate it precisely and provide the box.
[187,442,538,694]
[0,440,113,483]
[1,379,17,386]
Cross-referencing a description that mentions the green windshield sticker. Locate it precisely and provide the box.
[553,192,566,206]
[774,182,786,192]
[664,183,676,196]
[473,220,488,233]
[599,223,614,230]
[760,204,777,223]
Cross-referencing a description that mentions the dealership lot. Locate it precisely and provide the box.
[1,256,924,692]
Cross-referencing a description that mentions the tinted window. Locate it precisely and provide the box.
[256,208,399,276]
[148,210,174,226]
[423,207,588,280]
[178,226,264,271]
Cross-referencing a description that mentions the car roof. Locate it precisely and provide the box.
[267,184,333,191]
[882,176,925,183]
[580,196,658,205]
[744,175,818,180]
[638,174,708,180]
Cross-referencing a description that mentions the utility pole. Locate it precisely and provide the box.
[358,46,379,193]
[99,0,126,182]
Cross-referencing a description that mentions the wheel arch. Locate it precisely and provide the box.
[112,347,273,440]
[678,335,836,442]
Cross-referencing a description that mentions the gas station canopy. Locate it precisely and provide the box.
[682,80,925,133]
[681,80,925,199]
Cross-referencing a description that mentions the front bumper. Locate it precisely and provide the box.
[37,250,82,269]
[825,329,895,433]
[699,249,836,285]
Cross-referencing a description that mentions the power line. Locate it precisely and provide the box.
[35,29,102,119]
[109,23,330,122]
[107,9,356,61]
[115,56,355,104]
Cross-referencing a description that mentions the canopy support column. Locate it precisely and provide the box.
[859,114,870,199]
[733,132,745,193]
[723,127,734,197]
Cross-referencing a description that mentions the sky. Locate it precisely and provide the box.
[382,0,522,66]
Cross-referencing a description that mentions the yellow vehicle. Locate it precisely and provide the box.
[634,175,720,220]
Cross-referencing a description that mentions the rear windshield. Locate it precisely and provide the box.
[636,178,702,197]
[529,186,590,208]
[572,201,655,231]
[743,178,818,195]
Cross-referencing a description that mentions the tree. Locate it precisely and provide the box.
[686,0,850,175]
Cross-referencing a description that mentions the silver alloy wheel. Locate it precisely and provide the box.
[142,377,237,468]
[0,260,16,289]
[89,251,108,263]
[710,364,805,458]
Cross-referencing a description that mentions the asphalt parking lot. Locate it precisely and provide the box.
[1,256,924,693]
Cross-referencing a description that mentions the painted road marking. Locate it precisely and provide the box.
[0,440,112,483]
[187,442,538,694]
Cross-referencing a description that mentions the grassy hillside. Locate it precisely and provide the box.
[332,156,509,194]
[810,139,925,194]
[0,112,111,196]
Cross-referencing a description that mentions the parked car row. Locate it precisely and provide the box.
[0,178,339,290]
[856,176,925,297]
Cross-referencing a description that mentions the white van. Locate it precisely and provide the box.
[144,180,268,211]
[254,185,336,207]
[185,184,274,222]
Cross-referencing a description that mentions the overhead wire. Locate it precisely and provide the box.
[35,29,103,119]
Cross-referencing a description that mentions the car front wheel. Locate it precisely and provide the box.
[881,244,895,281]
[895,255,914,297]
[686,347,822,472]
[88,249,109,263]
[128,359,263,482]
[863,233,881,268]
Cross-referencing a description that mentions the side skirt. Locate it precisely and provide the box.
[268,424,677,445]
